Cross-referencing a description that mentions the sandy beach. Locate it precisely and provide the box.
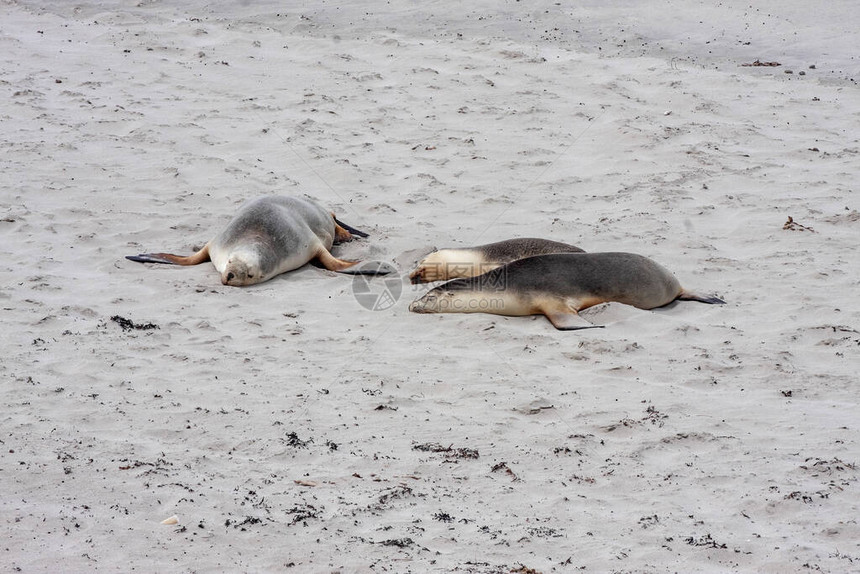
[2,1,859,571]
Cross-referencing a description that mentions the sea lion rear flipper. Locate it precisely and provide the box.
[314,247,392,276]
[543,311,602,331]
[126,245,210,266]
[677,290,726,305]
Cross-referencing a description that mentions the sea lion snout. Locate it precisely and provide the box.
[221,258,258,286]
[409,263,437,284]
[408,296,428,313]
[408,292,441,313]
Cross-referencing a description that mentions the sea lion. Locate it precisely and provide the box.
[409,238,584,284]
[127,195,386,286]
[408,252,725,330]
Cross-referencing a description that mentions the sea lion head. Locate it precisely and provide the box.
[408,279,477,314]
[221,251,264,286]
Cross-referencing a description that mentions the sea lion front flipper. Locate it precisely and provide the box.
[126,245,210,266]
[314,247,393,276]
[543,310,602,331]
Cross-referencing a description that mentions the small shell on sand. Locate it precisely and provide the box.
[161,515,179,525]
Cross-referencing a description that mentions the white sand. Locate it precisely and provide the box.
[2,1,859,571]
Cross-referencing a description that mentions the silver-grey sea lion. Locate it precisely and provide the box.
[126,195,386,286]
[409,238,584,284]
[408,252,725,330]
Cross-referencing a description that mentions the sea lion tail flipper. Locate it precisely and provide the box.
[314,248,393,276]
[126,245,210,266]
[677,290,726,305]
[332,215,370,241]
[543,310,603,331]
